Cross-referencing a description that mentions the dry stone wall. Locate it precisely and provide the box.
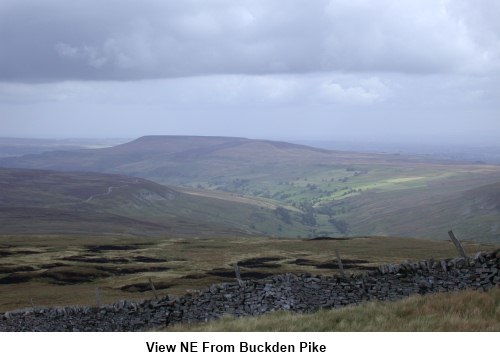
[1,249,499,332]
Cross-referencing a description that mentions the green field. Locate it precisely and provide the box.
[187,163,500,241]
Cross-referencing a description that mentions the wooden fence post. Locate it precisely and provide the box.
[233,263,244,286]
[335,250,346,278]
[95,287,100,308]
[148,277,159,300]
[448,230,467,258]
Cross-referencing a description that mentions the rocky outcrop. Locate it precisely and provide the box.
[1,249,499,332]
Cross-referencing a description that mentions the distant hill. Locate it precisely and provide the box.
[1,136,500,241]
[0,136,338,179]
[0,168,306,237]
[0,137,125,158]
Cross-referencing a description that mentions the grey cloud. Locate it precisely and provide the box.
[0,73,394,107]
[1,0,497,82]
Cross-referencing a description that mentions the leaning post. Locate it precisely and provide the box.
[95,287,101,308]
[233,263,244,287]
[148,277,159,300]
[448,230,467,258]
[335,250,346,278]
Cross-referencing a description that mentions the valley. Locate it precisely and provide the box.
[1,135,500,241]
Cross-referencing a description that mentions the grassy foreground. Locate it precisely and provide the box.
[1,235,495,312]
[162,287,500,332]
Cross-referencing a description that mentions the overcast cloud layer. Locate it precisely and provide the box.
[0,0,499,145]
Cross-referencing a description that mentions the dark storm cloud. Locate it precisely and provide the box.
[1,0,497,82]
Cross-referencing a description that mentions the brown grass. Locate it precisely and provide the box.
[0,234,497,312]
[162,287,500,332]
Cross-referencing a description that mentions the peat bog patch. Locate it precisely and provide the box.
[0,235,496,311]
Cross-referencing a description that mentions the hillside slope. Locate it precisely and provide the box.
[0,168,305,237]
[340,181,500,241]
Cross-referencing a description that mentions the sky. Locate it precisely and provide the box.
[0,0,499,145]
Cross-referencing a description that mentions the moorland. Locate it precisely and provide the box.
[1,135,500,240]
[0,135,499,317]
[0,234,496,312]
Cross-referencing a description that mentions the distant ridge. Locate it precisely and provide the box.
[107,135,334,161]
[114,135,248,152]
[1,136,500,241]
[0,135,338,173]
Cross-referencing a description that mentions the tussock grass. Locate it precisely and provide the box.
[163,288,500,332]
[0,234,496,311]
